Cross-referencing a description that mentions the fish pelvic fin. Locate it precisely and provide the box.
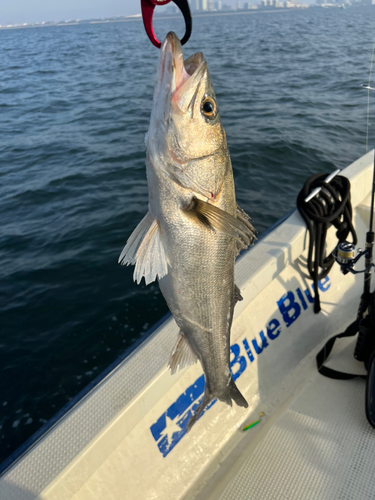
[168,331,198,375]
[185,197,256,251]
[118,213,168,285]
[186,377,248,433]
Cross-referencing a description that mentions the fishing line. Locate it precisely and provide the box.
[365,39,375,153]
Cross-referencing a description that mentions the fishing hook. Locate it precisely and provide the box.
[140,0,192,49]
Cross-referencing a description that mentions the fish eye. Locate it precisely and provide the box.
[201,96,217,118]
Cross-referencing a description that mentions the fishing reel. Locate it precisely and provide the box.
[333,240,374,275]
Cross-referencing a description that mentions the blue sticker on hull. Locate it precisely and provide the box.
[150,374,216,457]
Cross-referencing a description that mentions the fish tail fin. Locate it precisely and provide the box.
[228,377,248,408]
[186,390,213,433]
[186,378,248,433]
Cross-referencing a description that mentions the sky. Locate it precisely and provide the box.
[1,0,142,26]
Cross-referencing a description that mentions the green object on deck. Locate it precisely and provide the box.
[243,419,260,431]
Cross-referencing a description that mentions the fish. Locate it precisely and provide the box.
[119,32,255,431]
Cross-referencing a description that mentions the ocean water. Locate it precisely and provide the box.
[1,7,375,464]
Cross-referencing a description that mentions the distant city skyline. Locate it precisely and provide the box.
[0,0,304,26]
[1,0,373,27]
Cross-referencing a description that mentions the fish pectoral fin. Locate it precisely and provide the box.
[237,204,254,224]
[168,331,198,375]
[118,213,168,285]
[236,203,257,242]
[186,197,256,250]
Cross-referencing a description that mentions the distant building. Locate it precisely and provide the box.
[208,0,215,8]
[221,3,232,8]
[214,0,222,9]
[200,0,208,10]
[237,0,241,7]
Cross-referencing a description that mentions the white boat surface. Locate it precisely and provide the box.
[0,150,374,500]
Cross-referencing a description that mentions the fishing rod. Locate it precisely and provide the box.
[332,76,375,302]
[317,77,375,429]
[332,151,375,429]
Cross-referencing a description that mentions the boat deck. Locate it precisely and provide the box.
[0,151,374,500]
[202,336,375,500]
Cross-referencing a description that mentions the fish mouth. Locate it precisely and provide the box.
[159,32,206,107]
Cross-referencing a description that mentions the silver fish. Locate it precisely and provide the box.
[119,32,255,431]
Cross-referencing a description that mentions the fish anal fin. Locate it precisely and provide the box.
[118,213,168,285]
[168,331,198,375]
[186,197,256,250]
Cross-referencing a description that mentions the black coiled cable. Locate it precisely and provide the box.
[297,173,357,313]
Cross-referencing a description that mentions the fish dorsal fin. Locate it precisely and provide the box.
[186,197,256,250]
[235,284,243,303]
[168,332,198,375]
[118,213,168,285]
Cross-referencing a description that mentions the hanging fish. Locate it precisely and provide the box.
[119,32,255,431]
